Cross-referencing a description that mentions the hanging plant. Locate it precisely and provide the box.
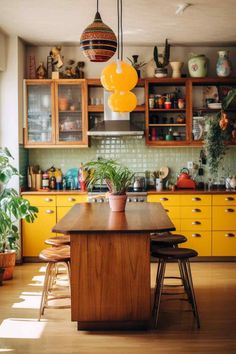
[204,89,236,175]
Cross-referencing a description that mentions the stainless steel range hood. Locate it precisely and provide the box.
[87,91,144,137]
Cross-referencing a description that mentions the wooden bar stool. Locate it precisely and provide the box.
[150,232,187,248]
[152,247,200,329]
[44,235,70,247]
[38,245,71,320]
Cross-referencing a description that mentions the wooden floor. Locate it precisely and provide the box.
[0,262,236,354]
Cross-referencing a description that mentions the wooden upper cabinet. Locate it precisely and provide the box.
[145,78,191,146]
[24,79,88,148]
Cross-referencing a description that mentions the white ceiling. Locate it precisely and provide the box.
[0,0,236,46]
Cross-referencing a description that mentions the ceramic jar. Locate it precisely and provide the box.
[216,50,231,77]
[188,54,208,78]
[170,61,184,78]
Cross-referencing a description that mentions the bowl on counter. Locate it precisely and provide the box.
[207,102,222,109]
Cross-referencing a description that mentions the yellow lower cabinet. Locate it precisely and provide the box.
[181,206,211,219]
[181,218,211,231]
[147,194,180,206]
[212,206,236,230]
[180,231,211,256]
[57,207,72,221]
[212,231,236,256]
[56,194,88,206]
[22,206,56,257]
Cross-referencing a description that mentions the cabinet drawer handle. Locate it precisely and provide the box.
[160,198,168,201]
[192,221,201,225]
[192,233,201,237]
[67,197,76,202]
[192,197,201,201]
[45,209,54,214]
[225,208,235,213]
[44,198,53,202]
[225,197,234,201]
[225,233,235,238]
[192,208,201,213]
[164,209,169,213]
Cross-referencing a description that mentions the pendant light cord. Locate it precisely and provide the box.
[97,0,99,12]
[117,0,123,61]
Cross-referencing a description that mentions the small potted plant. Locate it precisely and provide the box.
[85,158,134,212]
[153,39,170,78]
[0,148,38,281]
[127,55,146,78]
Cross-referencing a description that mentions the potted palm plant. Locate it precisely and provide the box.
[85,158,134,212]
[0,147,38,281]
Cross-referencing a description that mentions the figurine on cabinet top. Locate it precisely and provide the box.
[75,61,85,78]
[50,46,63,71]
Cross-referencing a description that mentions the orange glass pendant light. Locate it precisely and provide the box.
[101,60,138,91]
[101,0,138,112]
[80,0,117,62]
[108,91,137,112]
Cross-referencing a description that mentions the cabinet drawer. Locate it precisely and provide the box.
[179,231,211,256]
[181,218,211,231]
[169,219,181,231]
[147,194,180,205]
[57,194,88,206]
[212,231,236,256]
[180,194,211,206]
[163,206,180,219]
[212,206,236,230]
[181,206,211,219]
[23,195,56,206]
[212,194,236,205]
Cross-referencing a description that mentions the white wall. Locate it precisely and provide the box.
[0,31,6,71]
[0,36,25,189]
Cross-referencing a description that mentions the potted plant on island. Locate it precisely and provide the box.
[204,89,236,176]
[0,148,38,283]
[85,158,134,212]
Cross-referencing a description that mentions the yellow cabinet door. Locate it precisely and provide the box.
[212,231,236,256]
[57,194,88,206]
[181,206,211,219]
[212,195,236,206]
[22,206,56,257]
[180,194,211,206]
[181,218,211,231]
[162,206,180,219]
[57,206,72,221]
[23,195,56,207]
[212,206,236,230]
[180,231,211,256]
[147,194,180,205]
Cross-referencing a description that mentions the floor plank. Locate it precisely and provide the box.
[0,262,236,354]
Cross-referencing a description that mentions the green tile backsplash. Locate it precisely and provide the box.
[28,137,236,182]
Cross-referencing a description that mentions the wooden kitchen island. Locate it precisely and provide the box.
[52,203,175,330]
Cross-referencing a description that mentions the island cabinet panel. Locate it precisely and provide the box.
[70,232,151,326]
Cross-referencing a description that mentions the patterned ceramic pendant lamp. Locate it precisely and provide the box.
[80,1,117,62]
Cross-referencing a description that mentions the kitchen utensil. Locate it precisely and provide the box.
[176,168,196,189]
[159,166,169,179]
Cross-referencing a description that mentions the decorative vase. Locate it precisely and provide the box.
[0,250,16,280]
[188,54,208,78]
[216,50,231,77]
[170,61,184,78]
[108,194,127,212]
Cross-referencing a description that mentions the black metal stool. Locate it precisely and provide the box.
[152,247,200,329]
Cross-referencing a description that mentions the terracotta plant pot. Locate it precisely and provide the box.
[108,194,127,212]
[0,250,16,280]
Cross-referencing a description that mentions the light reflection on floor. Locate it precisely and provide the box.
[0,318,46,339]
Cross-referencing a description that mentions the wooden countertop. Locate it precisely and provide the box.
[52,203,175,234]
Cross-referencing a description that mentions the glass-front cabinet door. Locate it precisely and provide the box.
[55,80,88,146]
[24,80,55,146]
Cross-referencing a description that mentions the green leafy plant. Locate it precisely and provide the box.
[153,39,170,68]
[127,55,146,70]
[204,89,236,175]
[0,147,38,252]
[85,158,134,195]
